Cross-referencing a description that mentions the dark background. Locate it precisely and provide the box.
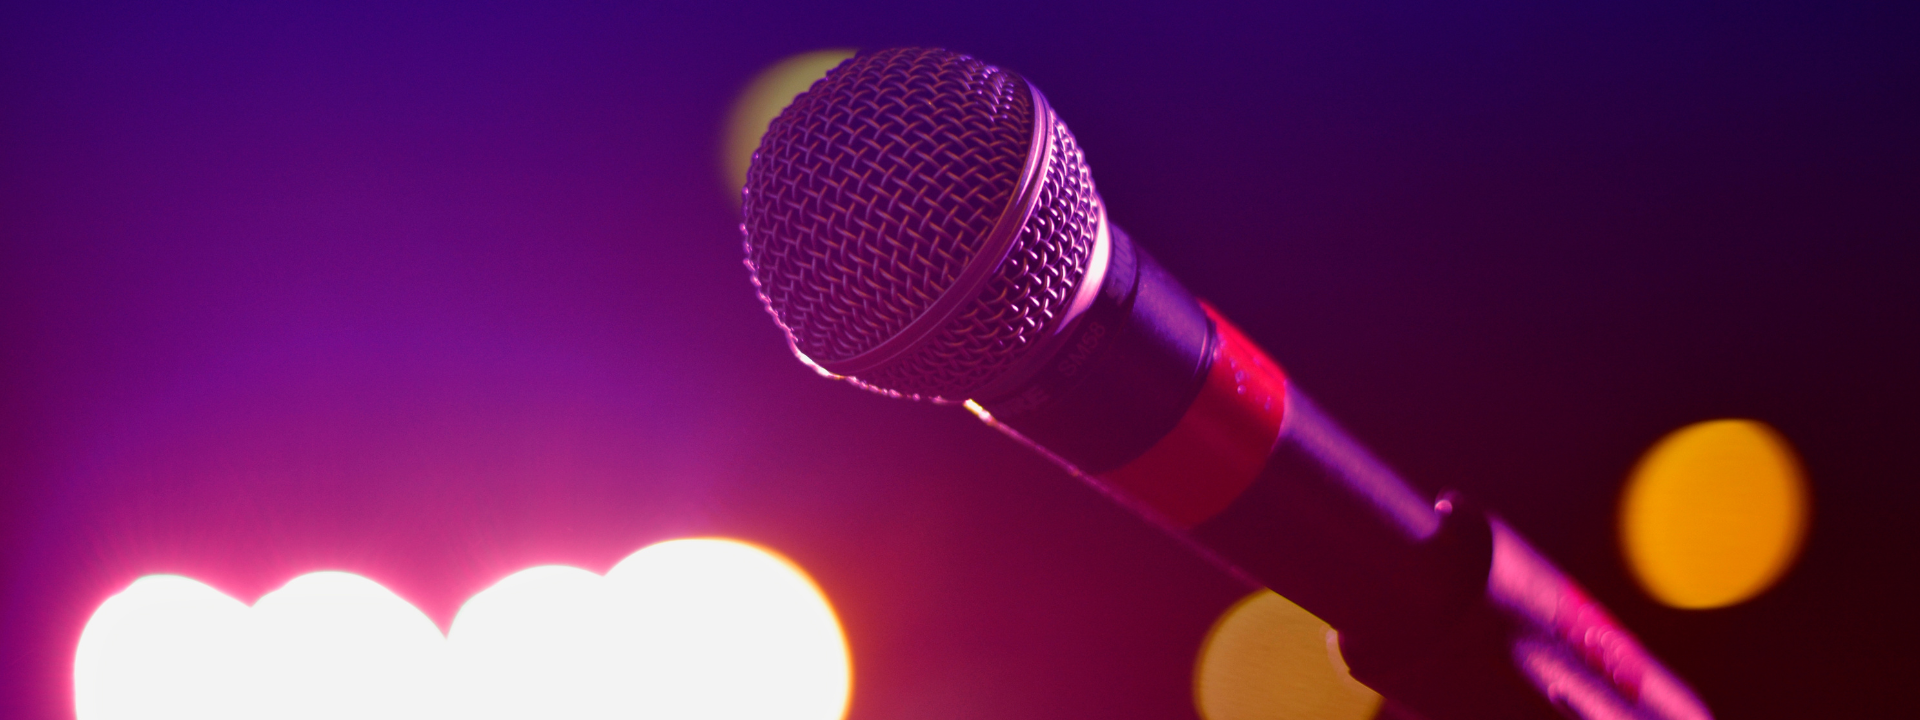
[3,1,1916,717]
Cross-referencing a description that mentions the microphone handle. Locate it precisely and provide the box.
[968,225,1709,720]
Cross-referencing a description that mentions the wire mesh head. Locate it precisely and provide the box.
[743,47,1102,401]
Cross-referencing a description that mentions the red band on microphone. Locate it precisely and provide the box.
[1099,303,1287,528]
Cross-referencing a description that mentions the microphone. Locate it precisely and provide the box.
[741,47,1708,720]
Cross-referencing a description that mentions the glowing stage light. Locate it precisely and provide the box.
[74,575,252,720]
[1194,590,1381,720]
[1620,419,1810,609]
[447,566,621,720]
[722,49,857,196]
[446,540,852,720]
[76,539,850,720]
[246,572,451,720]
[604,539,852,720]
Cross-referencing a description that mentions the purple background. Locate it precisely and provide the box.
[3,1,1916,717]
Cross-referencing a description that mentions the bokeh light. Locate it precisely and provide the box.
[1620,419,1810,609]
[447,566,622,720]
[604,539,852,720]
[1193,590,1381,720]
[248,572,450,720]
[75,539,850,720]
[73,576,252,720]
[722,49,857,196]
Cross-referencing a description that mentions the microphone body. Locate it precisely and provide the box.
[967,223,1701,720]
[741,48,1709,720]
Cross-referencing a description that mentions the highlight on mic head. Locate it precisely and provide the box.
[742,47,1104,402]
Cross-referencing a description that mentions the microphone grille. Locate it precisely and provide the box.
[743,48,1100,401]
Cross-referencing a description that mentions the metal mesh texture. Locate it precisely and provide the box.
[743,47,1101,401]
[743,48,1032,368]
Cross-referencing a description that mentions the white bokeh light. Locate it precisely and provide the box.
[245,571,451,720]
[74,575,252,720]
[75,539,851,720]
[607,539,852,720]
[447,565,626,720]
